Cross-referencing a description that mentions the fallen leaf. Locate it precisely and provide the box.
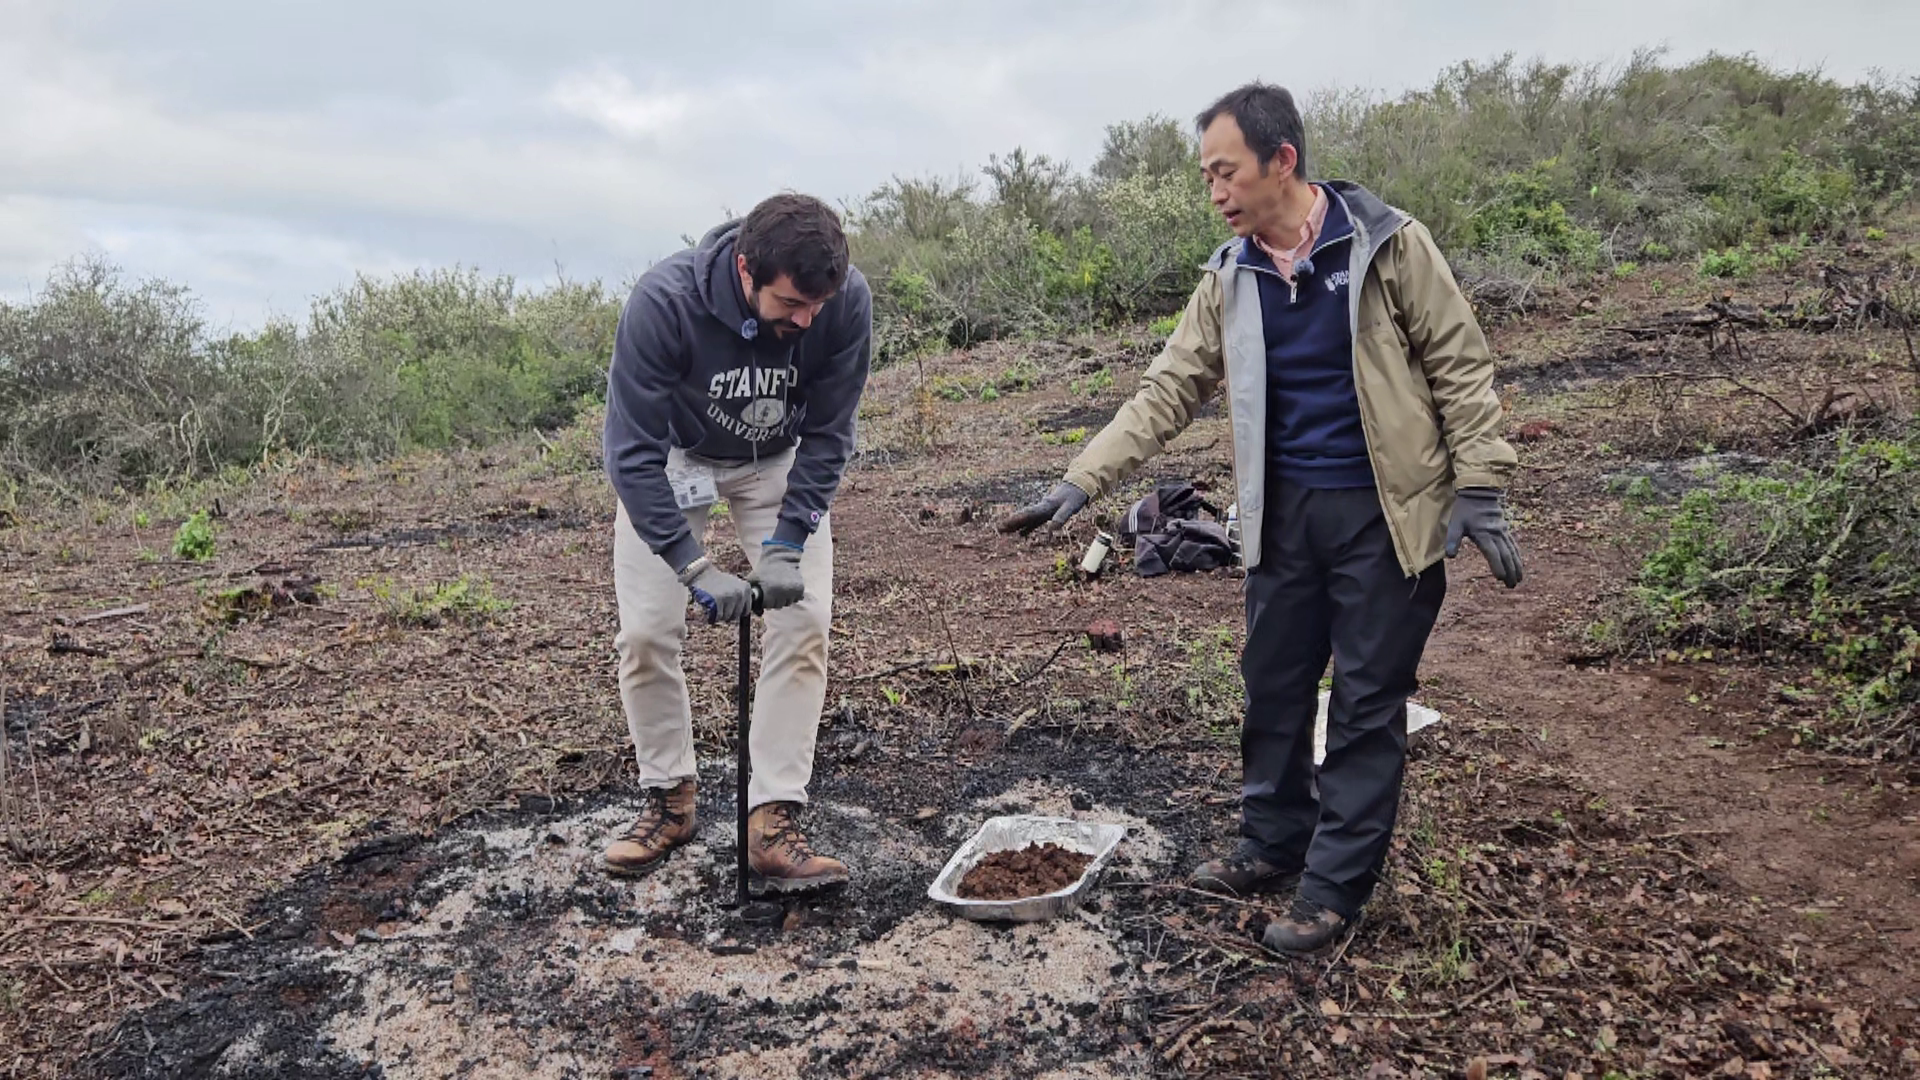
[1817,1045,1858,1067]
[1319,998,1342,1018]
[152,898,188,917]
[1467,1057,1488,1080]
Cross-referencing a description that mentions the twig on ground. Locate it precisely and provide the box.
[1012,635,1078,686]
[120,650,203,676]
[67,604,150,626]
[846,658,937,682]
[1,681,18,856]
[937,603,976,720]
[47,637,110,659]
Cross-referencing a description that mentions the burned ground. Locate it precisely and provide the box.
[5,239,1920,1078]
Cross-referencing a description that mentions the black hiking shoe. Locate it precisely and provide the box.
[1261,894,1352,955]
[1190,843,1301,897]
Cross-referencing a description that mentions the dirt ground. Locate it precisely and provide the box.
[4,240,1920,1078]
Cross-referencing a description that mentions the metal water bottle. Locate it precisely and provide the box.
[1081,531,1114,577]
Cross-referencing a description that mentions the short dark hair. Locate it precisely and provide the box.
[736,194,850,299]
[1195,82,1308,180]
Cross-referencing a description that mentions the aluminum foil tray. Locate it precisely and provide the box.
[927,814,1128,923]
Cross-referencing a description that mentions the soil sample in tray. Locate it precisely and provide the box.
[956,842,1094,900]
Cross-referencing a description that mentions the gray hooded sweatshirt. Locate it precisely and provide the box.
[603,220,872,573]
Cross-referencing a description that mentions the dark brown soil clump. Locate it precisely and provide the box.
[956,842,1094,900]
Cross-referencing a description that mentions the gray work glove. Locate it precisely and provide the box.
[679,558,755,623]
[998,481,1090,536]
[749,543,807,610]
[1445,487,1523,588]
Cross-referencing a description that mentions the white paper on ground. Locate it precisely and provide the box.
[1311,690,1441,767]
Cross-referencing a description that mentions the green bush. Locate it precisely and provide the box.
[368,574,510,628]
[1314,52,1910,260]
[1752,150,1860,235]
[1841,75,1920,195]
[0,259,619,493]
[995,360,1041,394]
[1698,245,1758,278]
[172,510,216,561]
[1617,430,1920,756]
[1469,160,1605,268]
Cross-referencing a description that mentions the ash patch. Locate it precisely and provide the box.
[1603,451,1780,498]
[1506,341,1673,394]
[92,736,1200,1079]
[1035,403,1119,433]
[925,468,1063,506]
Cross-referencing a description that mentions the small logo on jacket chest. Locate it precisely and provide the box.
[1324,270,1350,292]
[740,398,786,427]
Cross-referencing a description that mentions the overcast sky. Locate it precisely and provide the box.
[1,0,1912,330]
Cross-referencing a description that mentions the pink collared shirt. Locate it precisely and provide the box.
[1252,184,1328,285]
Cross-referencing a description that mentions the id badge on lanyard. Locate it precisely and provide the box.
[666,462,719,510]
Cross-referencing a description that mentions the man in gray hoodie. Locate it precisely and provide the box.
[600,193,871,893]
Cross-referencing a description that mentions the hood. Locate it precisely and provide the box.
[693,218,758,340]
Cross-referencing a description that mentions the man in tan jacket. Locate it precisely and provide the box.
[1002,83,1521,954]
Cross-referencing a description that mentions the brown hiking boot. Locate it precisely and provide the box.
[601,779,697,878]
[1261,894,1353,955]
[1191,842,1301,897]
[747,801,849,894]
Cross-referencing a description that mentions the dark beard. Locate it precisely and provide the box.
[748,287,809,340]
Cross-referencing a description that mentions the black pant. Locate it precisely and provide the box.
[1239,481,1445,918]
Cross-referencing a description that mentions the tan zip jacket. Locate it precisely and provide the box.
[1061,180,1516,576]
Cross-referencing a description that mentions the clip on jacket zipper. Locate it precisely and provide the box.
[1245,229,1352,305]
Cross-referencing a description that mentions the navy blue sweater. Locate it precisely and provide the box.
[1242,188,1374,489]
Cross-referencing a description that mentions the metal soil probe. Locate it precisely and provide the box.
[732,587,782,923]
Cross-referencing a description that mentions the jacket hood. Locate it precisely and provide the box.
[693,218,757,339]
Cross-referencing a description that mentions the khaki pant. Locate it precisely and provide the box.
[613,448,833,808]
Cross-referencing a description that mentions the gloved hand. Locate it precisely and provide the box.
[750,542,807,610]
[997,481,1090,536]
[1445,487,1523,588]
[679,558,755,623]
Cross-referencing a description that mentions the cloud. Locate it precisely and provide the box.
[2,0,1917,326]
[548,68,696,141]
[0,195,88,293]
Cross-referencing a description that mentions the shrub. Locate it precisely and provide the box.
[368,574,510,628]
[1698,245,1758,279]
[1469,160,1605,269]
[995,360,1041,394]
[1616,429,1920,757]
[172,510,216,561]
[1841,74,1920,196]
[0,259,619,494]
